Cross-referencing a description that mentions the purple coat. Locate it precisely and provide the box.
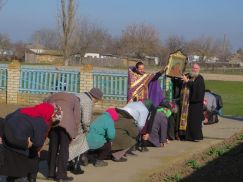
[148,112,168,147]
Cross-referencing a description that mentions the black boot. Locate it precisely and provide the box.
[70,164,84,175]
[6,177,17,182]
[69,157,84,175]
[67,160,75,171]
[27,173,37,182]
[140,139,149,152]
[80,153,89,166]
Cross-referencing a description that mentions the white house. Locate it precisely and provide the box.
[84,53,100,58]
[145,56,160,65]
[0,49,14,56]
[188,55,200,63]
[206,56,219,63]
[229,53,243,67]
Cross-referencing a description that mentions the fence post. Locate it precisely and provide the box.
[80,64,93,92]
[7,60,20,104]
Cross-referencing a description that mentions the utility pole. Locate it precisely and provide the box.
[223,34,226,62]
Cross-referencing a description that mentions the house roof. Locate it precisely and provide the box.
[229,53,243,63]
[26,49,63,56]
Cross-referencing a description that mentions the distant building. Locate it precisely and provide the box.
[229,53,243,67]
[84,53,100,58]
[0,49,14,56]
[101,54,118,59]
[0,49,14,60]
[25,49,63,64]
[188,55,201,63]
[206,56,219,63]
[145,56,160,65]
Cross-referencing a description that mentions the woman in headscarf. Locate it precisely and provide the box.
[119,100,152,152]
[0,103,62,182]
[120,100,151,131]
[86,108,118,167]
[111,108,139,161]
[142,101,171,148]
[45,92,81,181]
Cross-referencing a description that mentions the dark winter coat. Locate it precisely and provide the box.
[3,110,49,156]
[112,113,139,151]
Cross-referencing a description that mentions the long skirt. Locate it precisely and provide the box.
[0,145,38,177]
[69,133,89,161]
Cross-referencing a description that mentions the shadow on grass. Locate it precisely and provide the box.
[181,142,243,182]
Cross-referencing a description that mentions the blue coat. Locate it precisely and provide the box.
[87,112,115,150]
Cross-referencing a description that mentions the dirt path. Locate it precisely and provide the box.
[202,73,243,82]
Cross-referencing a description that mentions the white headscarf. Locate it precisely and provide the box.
[120,101,149,130]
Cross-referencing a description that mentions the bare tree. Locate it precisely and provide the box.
[71,18,90,57]
[237,48,243,55]
[31,28,60,49]
[184,36,232,62]
[87,26,113,54]
[217,35,231,61]
[156,35,185,66]
[165,35,185,53]
[0,33,12,60]
[0,33,11,49]
[73,17,113,57]
[0,0,7,11]
[13,41,27,61]
[198,37,217,59]
[119,23,162,59]
[186,37,221,60]
[236,48,243,62]
[58,0,76,65]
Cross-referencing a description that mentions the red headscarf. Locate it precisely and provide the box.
[20,103,54,125]
[106,108,119,122]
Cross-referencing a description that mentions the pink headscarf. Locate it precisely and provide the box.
[106,108,119,122]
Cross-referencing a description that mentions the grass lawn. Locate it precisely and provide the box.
[153,132,243,182]
[205,80,243,116]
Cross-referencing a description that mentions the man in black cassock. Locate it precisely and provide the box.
[181,63,205,141]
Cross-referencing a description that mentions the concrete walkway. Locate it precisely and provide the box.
[35,116,243,182]
[0,105,242,182]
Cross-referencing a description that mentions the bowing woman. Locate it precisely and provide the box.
[0,103,63,182]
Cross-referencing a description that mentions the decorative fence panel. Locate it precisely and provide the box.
[93,71,128,101]
[0,64,7,90]
[93,70,169,101]
[19,65,80,94]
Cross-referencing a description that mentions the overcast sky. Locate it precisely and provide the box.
[0,0,243,50]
